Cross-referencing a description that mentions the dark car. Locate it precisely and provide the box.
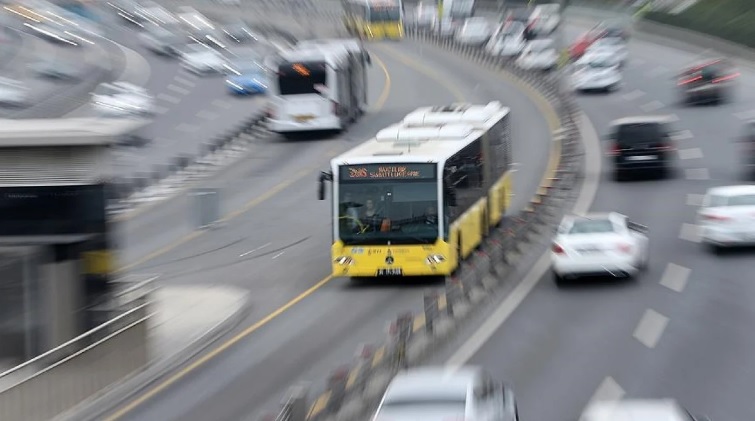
[740,120,755,177]
[677,58,738,105]
[606,116,678,181]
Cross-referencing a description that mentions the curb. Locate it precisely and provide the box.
[264,25,587,421]
[56,289,252,421]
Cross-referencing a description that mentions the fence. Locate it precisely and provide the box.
[263,18,585,421]
[0,302,152,421]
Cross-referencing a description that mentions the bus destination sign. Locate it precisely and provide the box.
[340,164,435,180]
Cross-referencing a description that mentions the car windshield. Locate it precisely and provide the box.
[715,194,755,207]
[615,122,665,144]
[337,166,440,245]
[567,219,615,234]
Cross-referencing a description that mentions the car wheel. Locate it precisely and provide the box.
[707,243,724,255]
[553,271,566,287]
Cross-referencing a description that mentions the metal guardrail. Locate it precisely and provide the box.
[0,302,152,421]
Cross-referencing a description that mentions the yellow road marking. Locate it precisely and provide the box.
[107,38,564,419]
[412,313,426,332]
[345,366,361,390]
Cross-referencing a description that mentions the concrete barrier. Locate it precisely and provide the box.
[0,303,151,421]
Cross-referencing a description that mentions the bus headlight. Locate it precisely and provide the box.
[334,256,354,265]
[426,254,446,265]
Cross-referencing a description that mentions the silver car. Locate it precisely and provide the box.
[581,399,710,421]
[372,366,519,421]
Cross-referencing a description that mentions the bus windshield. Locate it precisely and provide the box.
[277,61,327,95]
[338,179,440,245]
[369,6,401,22]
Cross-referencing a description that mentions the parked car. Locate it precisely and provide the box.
[516,38,558,71]
[485,21,526,57]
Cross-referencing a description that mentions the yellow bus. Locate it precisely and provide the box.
[342,0,404,40]
[317,102,513,278]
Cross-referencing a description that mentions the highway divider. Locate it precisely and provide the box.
[106,23,298,221]
[261,26,586,421]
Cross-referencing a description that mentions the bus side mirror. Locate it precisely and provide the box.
[317,171,332,200]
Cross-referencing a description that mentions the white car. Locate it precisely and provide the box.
[571,54,622,92]
[139,26,183,56]
[372,366,519,421]
[697,184,755,253]
[485,21,526,57]
[581,399,710,421]
[529,3,560,35]
[516,39,559,71]
[180,43,228,74]
[585,36,628,66]
[0,77,29,107]
[91,81,155,117]
[551,212,649,285]
[455,17,492,46]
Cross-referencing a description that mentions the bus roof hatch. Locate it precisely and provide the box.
[376,124,474,144]
[403,101,505,128]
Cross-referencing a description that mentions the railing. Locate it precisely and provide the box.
[0,302,152,421]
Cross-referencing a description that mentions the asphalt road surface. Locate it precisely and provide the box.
[102,29,556,421]
[428,14,755,421]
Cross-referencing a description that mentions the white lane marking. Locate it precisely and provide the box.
[639,100,664,112]
[175,123,199,133]
[173,75,197,87]
[114,44,151,86]
[733,109,755,120]
[239,242,272,257]
[212,99,232,109]
[671,129,693,141]
[154,105,169,115]
[645,65,668,78]
[197,110,219,120]
[679,223,701,243]
[158,93,181,104]
[621,89,646,101]
[584,377,626,411]
[667,113,680,122]
[446,113,602,368]
[685,168,710,180]
[677,147,703,160]
[686,193,704,207]
[167,84,191,95]
[633,308,669,349]
[272,251,285,259]
[660,263,691,293]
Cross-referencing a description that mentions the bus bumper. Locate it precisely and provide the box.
[268,116,341,133]
[331,242,454,277]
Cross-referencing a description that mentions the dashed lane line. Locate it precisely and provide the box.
[173,75,197,87]
[686,193,704,207]
[211,99,232,109]
[639,100,664,112]
[645,65,668,78]
[621,89,646,101]
[584,376,626,412]
[196,110,219,120]
[157,93,181,104]
[659,263,691,293]
[671,129,693,141]
[677,147,703,160]
[684,168,710,180]
[679,223,701,243]
[633,308,669,349]
[167,84,191,95]
[154,105,169,115]
[733,109,755,120]
[175,123,199,133]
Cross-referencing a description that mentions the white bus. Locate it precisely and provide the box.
[268,43,369,137]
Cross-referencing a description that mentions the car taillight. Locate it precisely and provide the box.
[616,243,632,254]
[701,214,730,222]
[552,243,565,254]
[607,142,620,156]
[678,75,701,86]
[656,142,675,151]
[712,72,740,83]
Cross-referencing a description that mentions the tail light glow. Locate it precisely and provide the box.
[607,142,620,156]
[678,75,701,85]
[701,214,730,222]
[332,100,339,115]
[713,72,740,83]
[552,243,565,254]
[616,243,632,254]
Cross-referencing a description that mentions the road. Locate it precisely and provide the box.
[60,4,277,180]
[98,22,556,421]
[429,14,755,421]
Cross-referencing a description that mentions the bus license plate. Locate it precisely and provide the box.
[377,268,402,276]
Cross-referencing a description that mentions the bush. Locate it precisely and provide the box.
[644,0,755,49]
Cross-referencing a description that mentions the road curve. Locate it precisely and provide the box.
[97,30,556,421]
[430,13,755,421]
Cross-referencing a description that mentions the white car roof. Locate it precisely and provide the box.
[560,212,625,227]
[609,115,675,126]
[705,184,755,197]
[581,399,690,421]
[383,366,480,401]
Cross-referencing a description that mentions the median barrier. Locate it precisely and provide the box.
[268,23,586,421]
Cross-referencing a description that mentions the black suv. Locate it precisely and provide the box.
[677,59,738,105]
[606,116,677,181]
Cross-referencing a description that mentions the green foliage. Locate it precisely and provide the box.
[644,0,755,48]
